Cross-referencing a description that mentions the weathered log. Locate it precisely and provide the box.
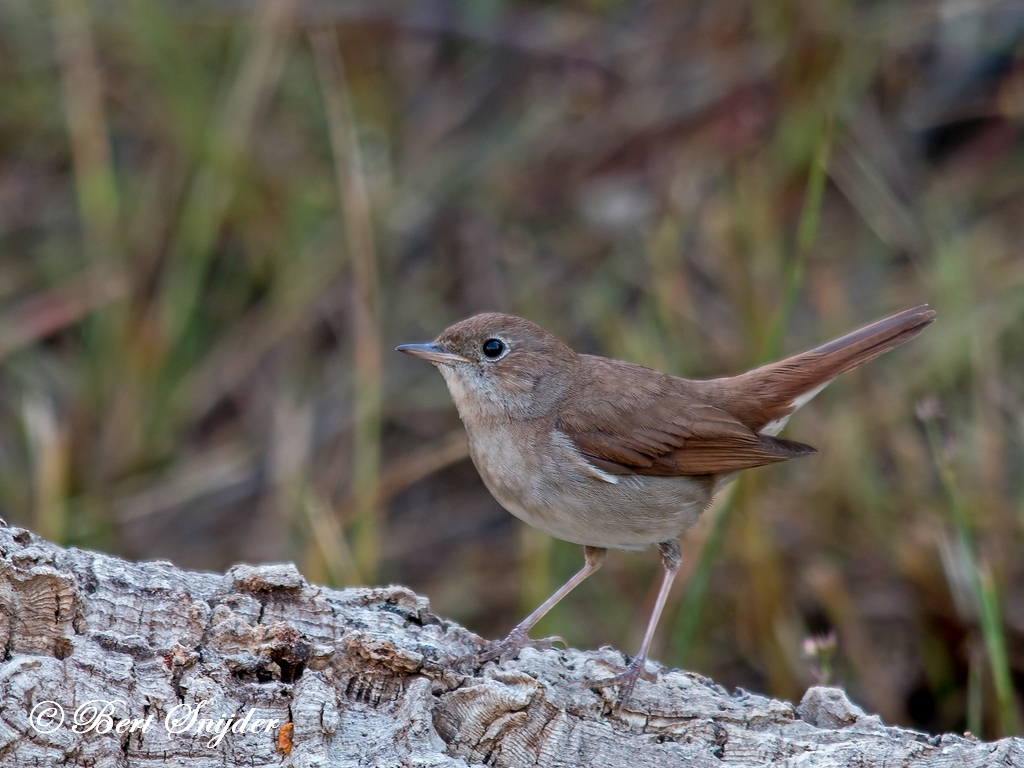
[0,524,1019,767]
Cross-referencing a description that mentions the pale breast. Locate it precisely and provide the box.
[466,423,716,550]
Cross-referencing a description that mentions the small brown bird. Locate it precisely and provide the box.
[397,306,934,703]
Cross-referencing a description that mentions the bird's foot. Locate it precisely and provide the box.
[583,656,658,707]
[469,627,567,666]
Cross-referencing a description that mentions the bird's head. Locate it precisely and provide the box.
[397,313,577,423]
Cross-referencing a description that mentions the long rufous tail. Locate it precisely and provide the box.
[726,305,935,433]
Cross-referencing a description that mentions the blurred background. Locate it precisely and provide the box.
[1,0,1022,739]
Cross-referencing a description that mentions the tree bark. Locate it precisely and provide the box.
[0,525,1019,767]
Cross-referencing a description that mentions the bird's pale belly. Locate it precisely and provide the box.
[467,424,715,550]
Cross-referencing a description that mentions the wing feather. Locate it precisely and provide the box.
[556,357,816,477]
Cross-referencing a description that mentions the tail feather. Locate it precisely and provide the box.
[725,305,935,432]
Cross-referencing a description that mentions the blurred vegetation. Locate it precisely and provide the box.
[1,0,1023,739]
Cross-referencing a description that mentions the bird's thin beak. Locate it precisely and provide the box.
[396,342,471,365]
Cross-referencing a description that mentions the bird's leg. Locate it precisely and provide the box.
[588,539,680,706]
[475,546,607,663]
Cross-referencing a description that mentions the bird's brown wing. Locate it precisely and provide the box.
[555,357,816,477]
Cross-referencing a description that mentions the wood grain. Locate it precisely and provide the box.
[0,525,1016,766]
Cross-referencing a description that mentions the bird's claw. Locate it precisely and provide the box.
[581,656,657,706]
[478,628,567,663]
[462,628,567,667]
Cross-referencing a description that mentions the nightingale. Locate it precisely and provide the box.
[397,305,934,703]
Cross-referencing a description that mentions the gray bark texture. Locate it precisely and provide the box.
[0,525,1020,767]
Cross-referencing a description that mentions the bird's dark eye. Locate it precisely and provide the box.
[482,338,505,359]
